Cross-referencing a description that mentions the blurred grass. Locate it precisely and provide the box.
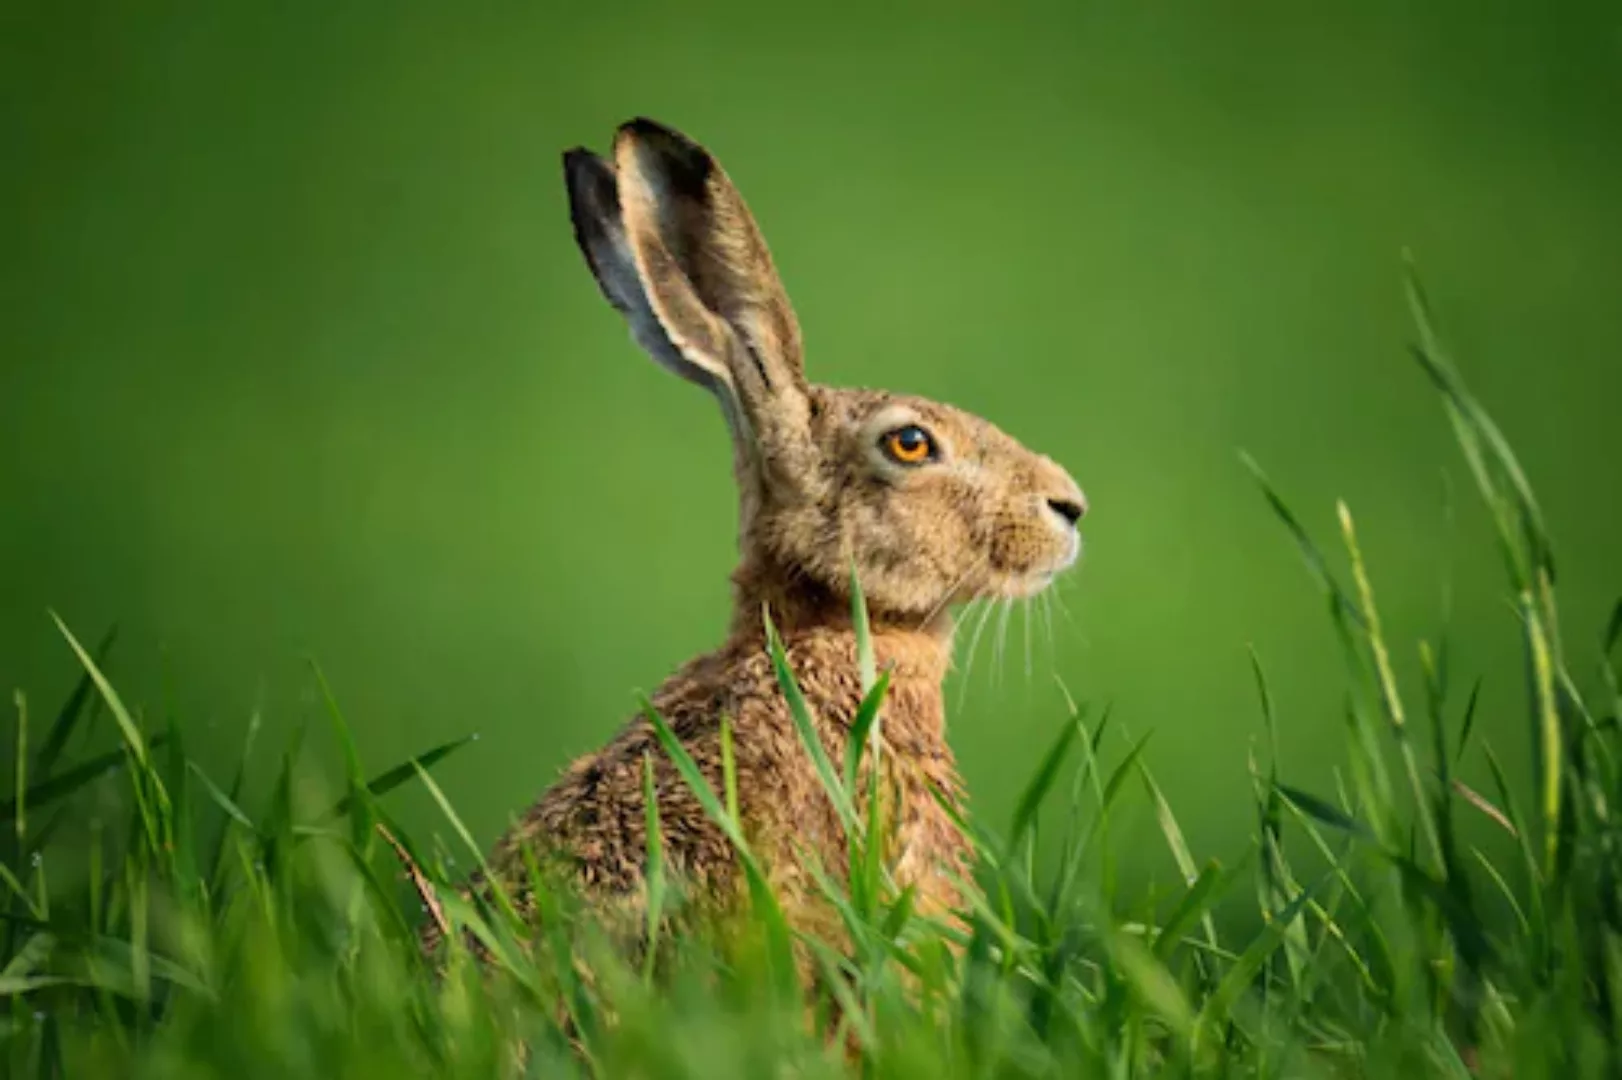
[4,267,1621,1077]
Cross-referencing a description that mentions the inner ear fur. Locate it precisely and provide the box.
[610,118,823,498]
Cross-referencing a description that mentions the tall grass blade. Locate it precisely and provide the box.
[1195,878,1324,1050]
[33,624,118,781]
[49,614,148,773]
[12,693,25,851]
[845,672,892,795]
[641,751,666,983]
[640,696,797,1001]
[1155,859,1245,962]
[320,733,479,823]
[764,608,859,838]
[0,740,169,823]
[1010,713,1083,849]
[1140,761,1222,966]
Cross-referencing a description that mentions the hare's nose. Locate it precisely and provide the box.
[1035,456,1088,528]
[1046,496,1086,528]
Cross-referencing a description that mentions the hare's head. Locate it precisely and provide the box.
[565,119,1086,629]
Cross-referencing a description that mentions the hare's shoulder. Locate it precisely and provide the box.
[491,629,960,890]
[485,643,821,887]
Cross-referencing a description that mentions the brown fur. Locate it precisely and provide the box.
[418,120,1087,997]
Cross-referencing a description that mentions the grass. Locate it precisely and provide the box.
[4,264,1621,1078]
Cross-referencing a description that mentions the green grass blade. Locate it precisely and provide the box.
[1106,926,1197,1043]
[1195,877,1324,1046]
[32,624,118,781]
[1480,741,1547,954]
[720,714,740,826]
[1010,712,1083,849]
[1454,677,1484,767]
[1139,760,1222,964]
[1050,728,1154,906]
[1339,501,1445,875]
[0,974,74,995]
[640,696,797,1000]
[641,751,666,983]
[1469,846,1529,939]
[11,692,25,848]
[1237,454,1365,633]
[850,559,877,695]
[320,733,479,823]
[205,707,262,895]
[330,836,420,946]
[844,672,891,795]
[879,883,917,942]
[1387,853,1495,972]
[164,714,201,905]
[643,699,749,855]
[1520,593,1564,880]
[1275,783,1377,843]
[1098,732,1154,817]
[49,613,148,773]
[1405,258,1551,585]
[517,840,601,1047]
[1155,859,1246,962]
[411,761,522,929]
[0,863,42,919]
[186,762,257,833]
[763,608,859,837]
[259,720,306,874]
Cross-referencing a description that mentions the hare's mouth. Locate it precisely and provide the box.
[1027,534,1083,593]
[993,554,1079,601]
[961,530,1082,604]
[1010,569,1065,598]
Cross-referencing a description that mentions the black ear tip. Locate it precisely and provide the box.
[562,148,616,209]
[615,117,713,195]
[561,153,624,294]
[562,148,589,190]
[621,116,683,142]
[562,147,605,183]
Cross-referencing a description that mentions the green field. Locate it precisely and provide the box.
[5,279,1621,1075]
[3,2,1620,1076]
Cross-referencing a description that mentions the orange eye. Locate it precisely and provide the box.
[882,424,936,466]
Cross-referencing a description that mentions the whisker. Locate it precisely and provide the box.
[944,596,973,670]
[915,554,989,636]
[966,590,992,697]
[993,596,1014,687]
[950,597,982,672]
[1023,594,1034,683]
[1050,578,1078,628]
[1042,588,1058,667]
[956,594,999,710]
[989,597,1003,687]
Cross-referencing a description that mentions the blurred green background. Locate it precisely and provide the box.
[3,2,1619,897]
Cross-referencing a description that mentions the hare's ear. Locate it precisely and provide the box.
[563,147,751,454]
[608,118,820,497]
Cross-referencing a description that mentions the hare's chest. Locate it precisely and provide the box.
[879,746,972,908]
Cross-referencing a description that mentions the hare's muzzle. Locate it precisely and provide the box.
[1037,462,1088,532]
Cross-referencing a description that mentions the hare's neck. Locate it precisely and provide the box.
[726,563,955,688]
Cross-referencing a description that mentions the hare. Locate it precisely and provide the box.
[418,118,1087,977]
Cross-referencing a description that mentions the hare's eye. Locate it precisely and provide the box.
[881,424,936,466]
